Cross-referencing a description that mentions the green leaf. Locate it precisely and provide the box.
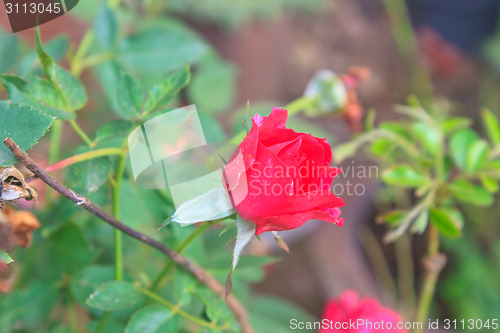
[93,60,123,115]
[87,319,126,333]
[0,74,76,120]
[442,117,472,135]
[370,138,393,156]
[0,101,54,166]
[170,188,235,225]
[35,27,87,111]
[382,164,428,187]
[187,59,236,114]
[0,28,19,73]
[119,181,172,229]
[411,209,429,234]
[173,269,198,305]
[51,66,88,111]
[449,180,494,207]
[125,306,179,333]
[117,21,208,74]
[197,287,235,327]
[429,207,463,237]
[0,250,13,264]
[116,70,144,118]
[466,140,489,172]
[377,210,406,227]
[480,174,499,193]
[144,64,190,113]
[66,147,112,194]
[35,26,56,79]
[18,35,68,77]
[86,281,143,311]
[94,6,117,49]
[449,129,479,170]
[46,224,93,279]
[482,109,500,146]
[70,265,115,307]
[248,296,316,333]
[412,121,440,156]
[27,76,68,109]
[0,282,58,331]
[96,120,133,141]
[380,122,413,142]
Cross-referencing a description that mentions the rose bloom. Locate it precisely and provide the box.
[222,108,344,235]
[319,291,407,332]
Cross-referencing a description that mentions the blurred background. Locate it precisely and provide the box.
[2,0,500,331]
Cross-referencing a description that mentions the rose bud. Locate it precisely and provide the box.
[222,108,344,235]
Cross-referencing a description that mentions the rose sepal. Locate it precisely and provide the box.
[161,188,235,229]
[226,215,256,296]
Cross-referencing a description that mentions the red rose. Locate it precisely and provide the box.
[319,291,407,332]
[222,108,344,235]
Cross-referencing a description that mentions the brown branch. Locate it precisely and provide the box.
[4,138,254,333]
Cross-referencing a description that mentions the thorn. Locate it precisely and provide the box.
[218,153,228,165]
[274,234,290,253]
[157,217,173,231]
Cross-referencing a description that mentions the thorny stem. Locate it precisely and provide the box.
[4,138,254,333]
[150,220,218,292]
[414,224,445,333]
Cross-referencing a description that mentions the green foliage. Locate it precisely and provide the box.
[35,27,87,111]
[116,70,144,118]
[440,236,500,320]
[66,147,112,194]
[248,296,316,333]
[335,97,500,241]
[0,101,54,166]
[144,64,191,114]
[126,306,179,333]
[94,6,118,50]
[0,282,58,332]
[116,21,208,74]
[428,207,463,237]
[0,250,13,264]
[187,57,236,114]
[70,265,115,308]
[382,164,428,188]
[86,281,143,311]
